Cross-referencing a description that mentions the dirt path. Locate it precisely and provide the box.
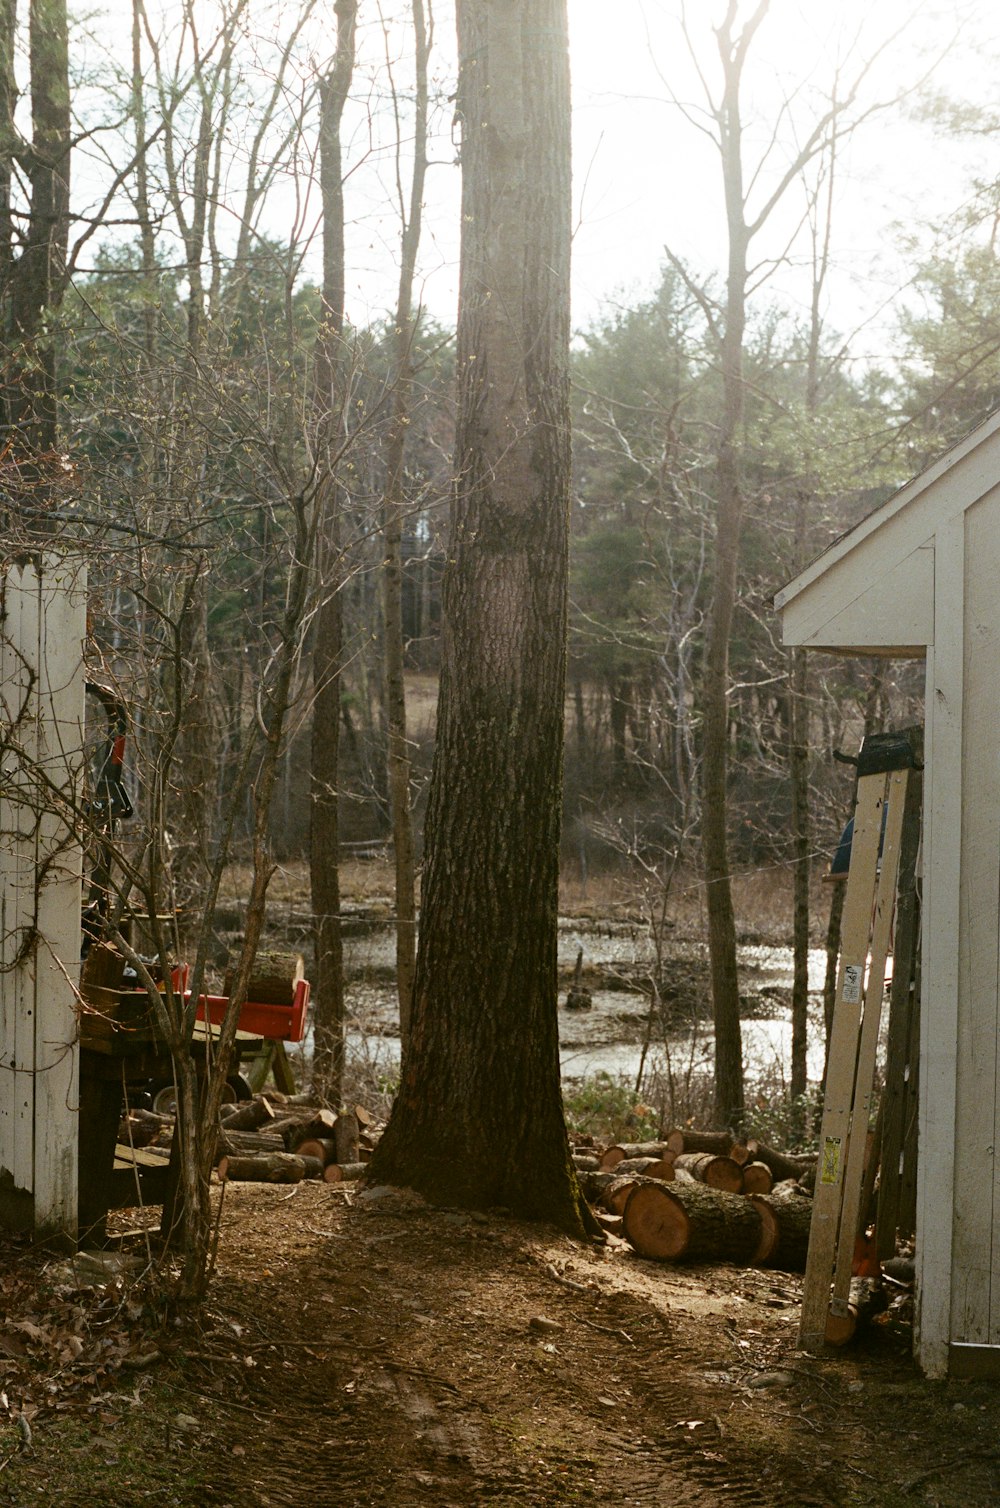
[2,1183,1000,1506]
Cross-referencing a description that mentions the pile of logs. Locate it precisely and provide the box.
[118,1093,380,1188]
[216,1093,377,1184]
[575,1127,816,1272]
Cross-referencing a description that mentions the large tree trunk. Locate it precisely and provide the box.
[309,0,356,1103]
[789,641,810,1108]
[2,0,70,453]
[382,0,430,1054]
[701,28,750,1130]
[368,0,592,1235]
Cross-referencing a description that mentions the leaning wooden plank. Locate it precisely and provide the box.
[877,755,923,1259]
[622,1180,763,1264]
[799,767,885,1350]
[829,765,909,1325]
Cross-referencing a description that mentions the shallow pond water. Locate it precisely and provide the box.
[310,921,831,1091]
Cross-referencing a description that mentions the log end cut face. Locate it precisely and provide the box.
[621,1183,688,1259]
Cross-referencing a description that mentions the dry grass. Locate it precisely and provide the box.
[217,852,820,944]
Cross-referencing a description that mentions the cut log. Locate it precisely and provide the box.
[666,1128,737,1158]
[218,1153,306,1184]
[297,1138,337,1166]
[673,1152,744,1193]
[288,1109,338,1149]
[268,1115,312,1145]
[224,951,304,1006]
[299,1155,325,1181]
[573,1154,601,1173]
[218,1096,276,1133]
[745,1138,816,1185]
[613,1156,670,1177]
[622,1181,763,1264]
[578,1170,625,1205]
[216,1130,285,1159]
[742,1161,773,1195]
[598,1141,671,1170]
[353,1103,373,1130]
[323,1161,367,1183]
[641,1158,675,1181]
[747,1195,780,1263]
[600,1174,645,1215]
[754,1186,813,1271]
[825,1277,887,1346]
[117,1108,172,1147]
[334,1110,360,1165]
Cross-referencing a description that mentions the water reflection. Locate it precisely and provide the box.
[324,926,831,1089]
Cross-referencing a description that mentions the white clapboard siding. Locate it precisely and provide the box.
[0,557,85,1240]
[778,419,1000,1378]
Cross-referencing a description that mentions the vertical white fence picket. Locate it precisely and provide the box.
[0,556,86,1240]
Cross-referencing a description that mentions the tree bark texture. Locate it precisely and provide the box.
[309,0,356,1104]
[701,13,754,1130]
[789,643,810,1105]
[2,0,70,452]
[623,1179,764,1264]
[382,0,429,1053]
[368,0,590,1234]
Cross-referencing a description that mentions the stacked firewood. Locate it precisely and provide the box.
[118,1094,380,1186]
[216,1094,378,1184]
[575,1127,815,1271]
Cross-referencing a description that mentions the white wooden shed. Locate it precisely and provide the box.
[0,557,85,1244]
[776,408,1000,1379]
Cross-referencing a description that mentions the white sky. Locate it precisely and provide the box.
[565,1,999,348]
[67,0,1000,351]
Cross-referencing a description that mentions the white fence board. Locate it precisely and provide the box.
[0,557,85,1239]
[32,563,85,1234]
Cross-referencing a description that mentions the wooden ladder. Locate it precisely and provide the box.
[799,730,921,1351]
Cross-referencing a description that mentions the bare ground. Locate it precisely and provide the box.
[2,1181,999,1507]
